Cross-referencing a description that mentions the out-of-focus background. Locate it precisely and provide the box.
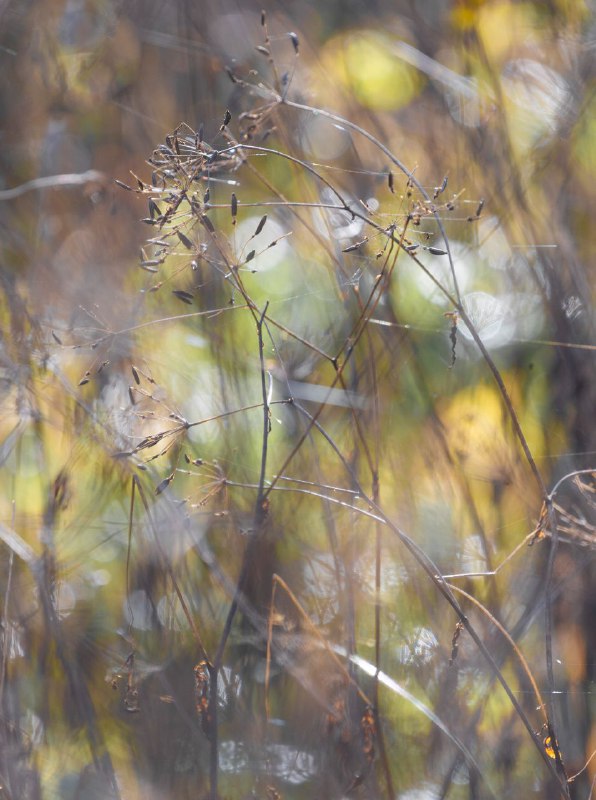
[0,1,594,798]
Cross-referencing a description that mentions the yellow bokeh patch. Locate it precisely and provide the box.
[321,30,422,111]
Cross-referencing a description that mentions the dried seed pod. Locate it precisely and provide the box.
[289,32,299,53]
[427,246,447,256]
[155,473,175,495]
[200,215,215,233]
[387,171,394,194]
[220,109,232,131]
[172,290,194,304]
[245,250,255,263]
[131,365,140,385]
[114,179,132,191]
[178,231,193,250]
[231,193,238,219]
[433,176,448,199]
[255,215,267,235]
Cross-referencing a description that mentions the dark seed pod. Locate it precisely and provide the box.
[225,66,238,83]
[255,215,267,235]
[114,179,132,191]
[256,45,270,56]
[433,176,448,199]
[172,290,194,304]
[52,331,62,344]
[261,9,266,25]
[220,109,232,130]
[200,215,215,233]
[131,365,140,385]
[289,32,299,53]
[245,250,255,263]
[231,193,238,218]
[204,188,210,205]
[388,171,394,194]
[155,473,174,495]
[178,231,193,250]
[427,246,447,256]
[476,198,485,217]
